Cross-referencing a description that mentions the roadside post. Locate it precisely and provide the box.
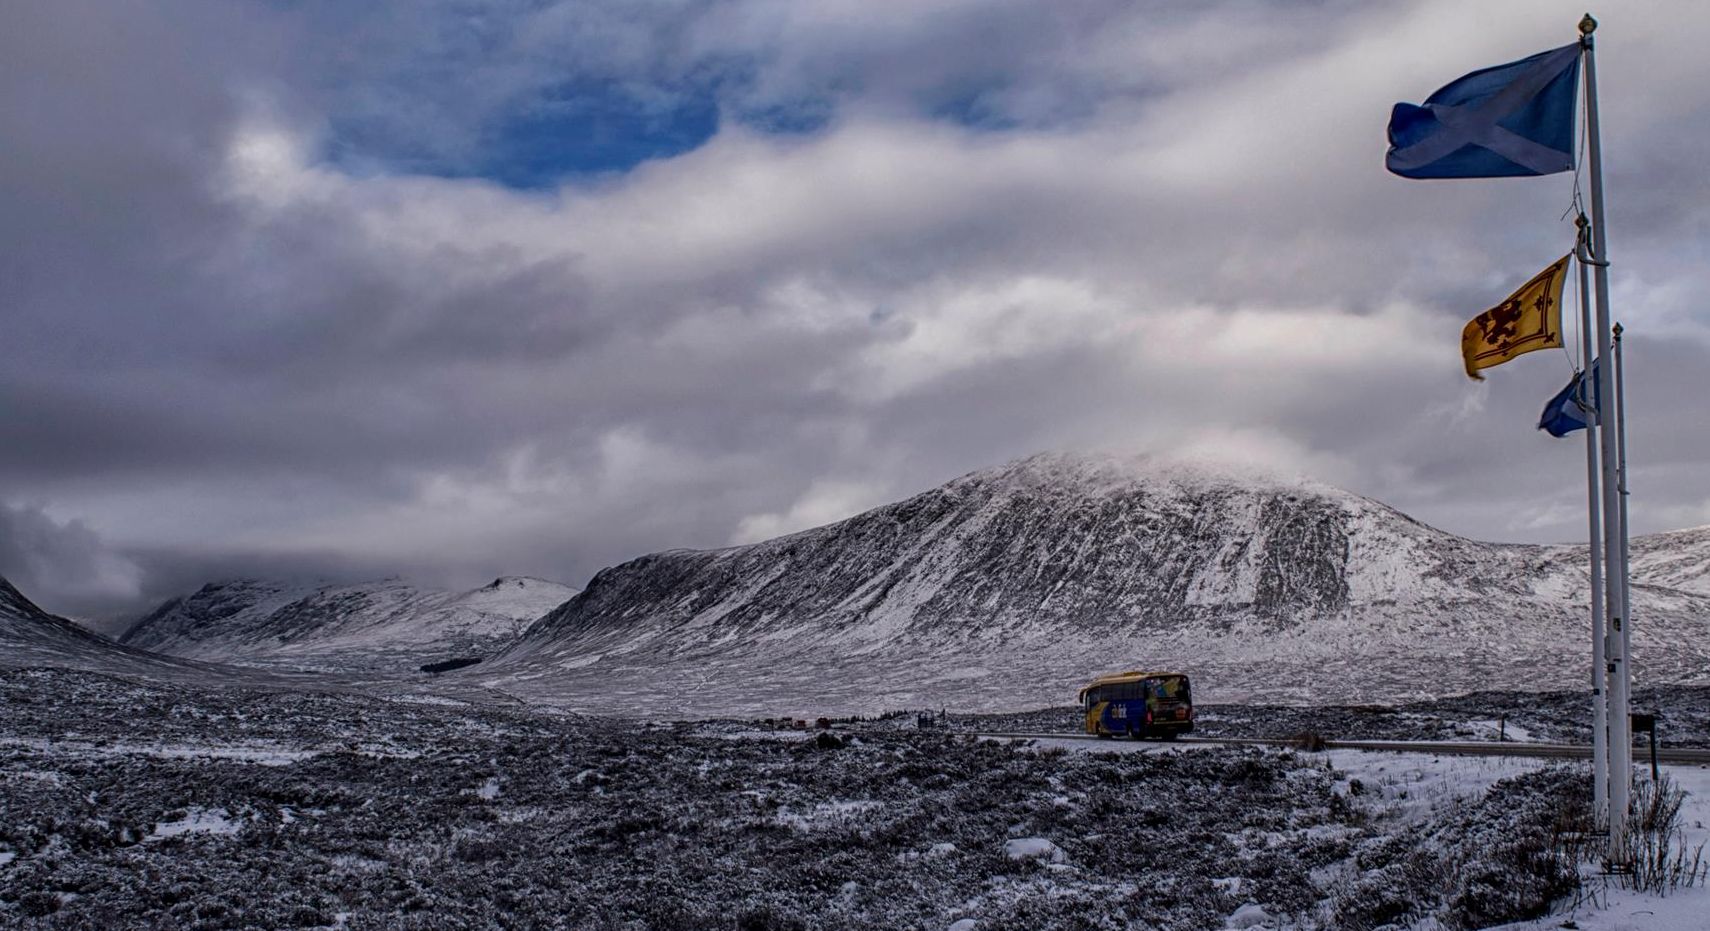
[1631,713,1658,783]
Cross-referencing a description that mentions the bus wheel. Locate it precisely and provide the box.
[1161,731,1180,742]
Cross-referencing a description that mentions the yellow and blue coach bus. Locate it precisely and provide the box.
[1078,671,1194,739]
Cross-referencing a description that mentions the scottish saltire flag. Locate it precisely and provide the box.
[1538,358,1600,437]
[1387,43,1581,179]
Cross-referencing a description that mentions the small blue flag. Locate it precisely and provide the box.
[1538,359,1600,437]
[1387,43,1581,179]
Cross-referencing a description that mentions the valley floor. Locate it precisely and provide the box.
[2,667,1706,929]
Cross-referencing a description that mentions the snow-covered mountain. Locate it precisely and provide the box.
[0,574,260,682]
[121,576,578,675]
[2,574,131,666]
[478,452,1710,716]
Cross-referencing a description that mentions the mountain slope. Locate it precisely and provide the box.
[0,574,264,682]
[122,576,578,674]
[1629,526,1710,596]
[479,452,1710,716]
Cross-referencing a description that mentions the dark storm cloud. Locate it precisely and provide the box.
[0,503,141,626]
[3,0,1708,622]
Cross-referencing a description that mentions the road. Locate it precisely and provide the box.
[974,732,1710,764]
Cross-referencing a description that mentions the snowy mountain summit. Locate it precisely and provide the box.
[479,452,1710,715]
[122,576,578,675]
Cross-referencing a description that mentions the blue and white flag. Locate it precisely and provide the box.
[1387,43,1581,179]
[1538,358,1600,437]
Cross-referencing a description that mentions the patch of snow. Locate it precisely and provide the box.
[387,694,469,707]
[0,737,320,766]
[776,799,883,830]
[150,807,242,840]
[1225,902,1275,929]
[1211,876,1243,895]
[1325,749,1552,822]
[1003,837,1065,863]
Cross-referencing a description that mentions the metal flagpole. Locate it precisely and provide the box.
[1576,217,1609,831]
[1615,321,1633,766]
[1579,13,1632,866]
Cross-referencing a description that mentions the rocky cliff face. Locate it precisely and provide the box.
[480,453,1710,716]
[122,576,578,675]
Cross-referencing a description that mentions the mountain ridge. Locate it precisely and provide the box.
[477,452,1710,715]
[121,575,579,675]
[1,574,263,682]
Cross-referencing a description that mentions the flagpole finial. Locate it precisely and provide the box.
[1579,14,1598,35]
[1613,322,1623,338]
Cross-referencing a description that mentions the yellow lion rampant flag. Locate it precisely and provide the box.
[1461,255,1571,380]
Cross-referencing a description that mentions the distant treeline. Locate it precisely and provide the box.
[420,657,483,674]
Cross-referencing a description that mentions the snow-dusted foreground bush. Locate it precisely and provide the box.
[1,669,1591,929]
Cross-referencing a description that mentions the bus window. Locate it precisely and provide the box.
[1149,677,1188,700]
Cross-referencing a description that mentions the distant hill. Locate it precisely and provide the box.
[121,576,578,675]
[476,452,1710,716]
[0,574,246,681]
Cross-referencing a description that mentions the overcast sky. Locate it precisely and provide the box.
[4,0,1708,627]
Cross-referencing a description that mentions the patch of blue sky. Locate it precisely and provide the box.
[317,74,1062,189]
[323,81,722,189]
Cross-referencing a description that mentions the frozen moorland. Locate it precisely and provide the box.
[5,666,1708,930]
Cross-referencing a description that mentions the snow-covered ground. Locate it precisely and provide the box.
[6,665,1705,929]
[997,734,1710,930]
[1496,762,1710,931]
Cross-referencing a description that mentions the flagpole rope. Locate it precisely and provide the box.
[1556,59,1595,373]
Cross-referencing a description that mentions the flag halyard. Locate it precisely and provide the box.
[1461,254,1571,380]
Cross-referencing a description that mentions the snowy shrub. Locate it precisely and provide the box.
[1617,774,1709,894]
[1327,768,1583,931]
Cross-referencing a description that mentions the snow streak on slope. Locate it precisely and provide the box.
[479,453,1710,716]
[121,577,577,675]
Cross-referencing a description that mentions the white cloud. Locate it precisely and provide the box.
[732,479,893,544]
[5,0,1710,614]
[0,503,144,620]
